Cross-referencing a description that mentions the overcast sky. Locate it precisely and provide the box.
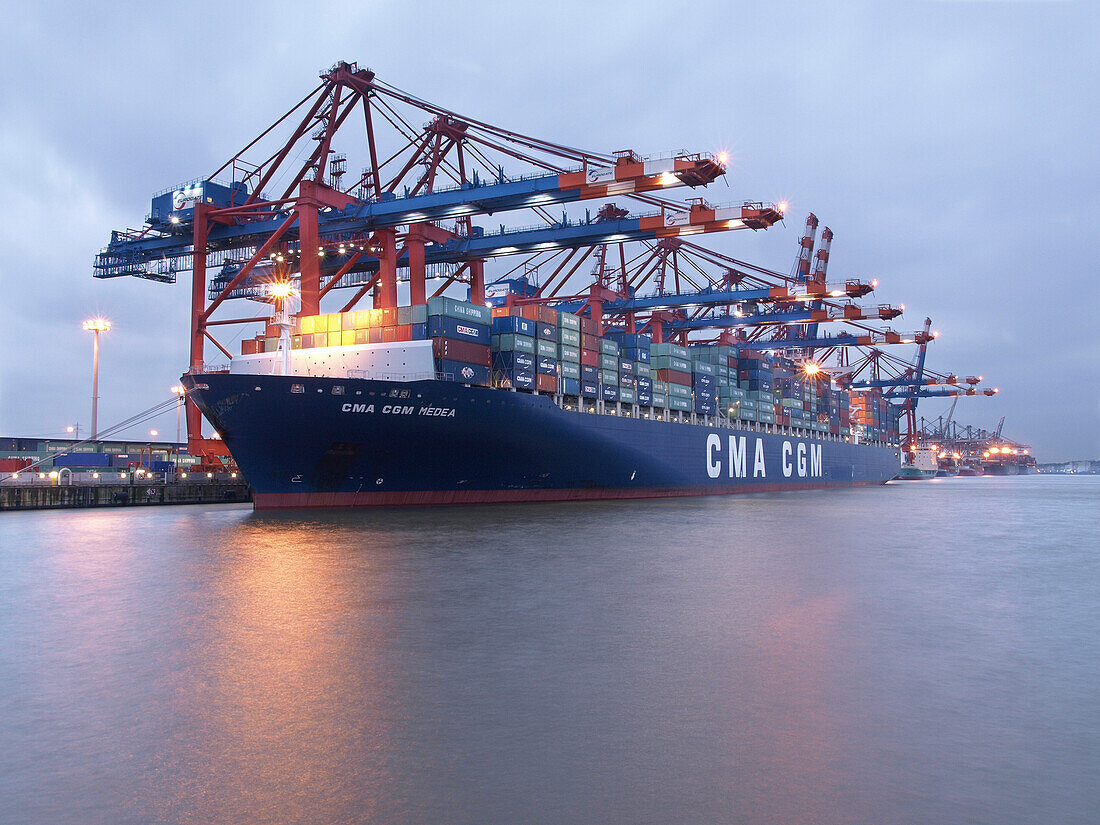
[0,1,1095,461]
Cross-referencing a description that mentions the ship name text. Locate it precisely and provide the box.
[706,434,823,479]
[342,403,456,417]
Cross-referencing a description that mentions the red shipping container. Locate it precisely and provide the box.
[382,326,397,343]
[354,329,369,345]
[491,307,512,319]
[580,348,599,367]
[368,327,383,344]
[432,338,490,365]
[538,305,558,326]
[580,333,598,350]
[655,368,691,385]
[519,305,540,323]
[299,333,314,348]
[241,339,261,355]
[580,317,599,336]
[0,457,33,472]
[381,307,398,325]
[394,324,412,342]
[536,373,558,393]
[265,321,279,338]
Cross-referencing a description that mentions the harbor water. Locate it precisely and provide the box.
[1,475,1097,824]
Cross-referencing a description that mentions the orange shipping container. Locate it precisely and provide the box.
[536,373,558,393]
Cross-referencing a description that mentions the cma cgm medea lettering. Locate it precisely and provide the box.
[183,294,900,509]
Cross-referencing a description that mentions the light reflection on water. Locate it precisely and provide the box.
[1,476,1097,824]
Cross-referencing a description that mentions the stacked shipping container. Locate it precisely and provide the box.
[245,298,896,442]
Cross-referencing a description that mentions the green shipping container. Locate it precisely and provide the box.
[557,311,581,332]
[652,342,690,359]
[536,339,558,358]
[652,380,668,394]
[599,353,619,371]
[560,361,580,380]
[427,295,491,324]
[692,361,716,376]
[669,396,692,412]
[557,327,581,347]
[651,355,692,372]
[494,333,536,354]
[619,387,636,404]
[559,344,581,363]
[634,361,651,378]
[599,338,620,356]
[599,369,619,385]
[669,383,692,399]
[652,393,668,408]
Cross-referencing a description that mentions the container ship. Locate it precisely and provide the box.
[183,294,901,509]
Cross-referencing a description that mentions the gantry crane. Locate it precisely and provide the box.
[94,60,987,456]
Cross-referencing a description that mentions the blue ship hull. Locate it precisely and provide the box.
[183,373,901,509]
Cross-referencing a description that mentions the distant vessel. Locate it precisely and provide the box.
[896,447,939,480]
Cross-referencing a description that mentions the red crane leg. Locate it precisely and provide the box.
[187,206,208,447]
[408,235,426,305]
[377,228,398,308]
[469,259,485,304]
[590,298,603,332]
[298,203,321,315]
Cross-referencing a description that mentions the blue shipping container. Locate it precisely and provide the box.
[622,347,650,363]
[536,356,558,375]
[410,323,428,340]
[491,315,536,336]
[435,359,491,386]
[493,351,535,372]
[580,381,599,398]
[636,376,652,393]
[580,364,598,382]
[428,315,490,344]
[601,384,620,402]
[605,332,652,348]
[693,373,716,390]
[561,377,580,396]
[495,368,536,390]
